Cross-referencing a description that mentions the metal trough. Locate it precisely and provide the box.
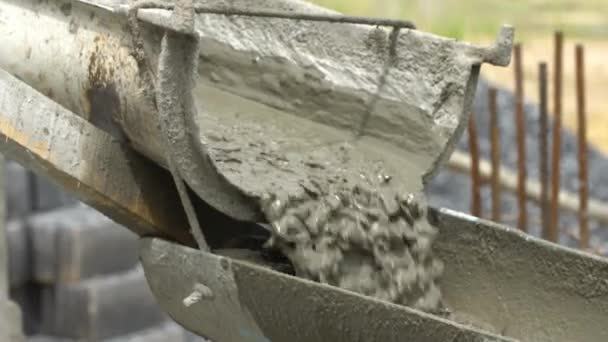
[140,236,515,342]
[0,0,513,221]
[140,209,608,342]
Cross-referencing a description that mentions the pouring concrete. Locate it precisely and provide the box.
[3,1,605,341]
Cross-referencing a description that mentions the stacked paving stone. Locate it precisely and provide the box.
[1,156,25,341]
[4,161,205,341]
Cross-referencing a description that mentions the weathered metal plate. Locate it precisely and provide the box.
[0,68,194,246]
[432,208,608,342]
[140,237,514,342]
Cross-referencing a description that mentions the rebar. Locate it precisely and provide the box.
[0,155,6,296]
[538,62,550,240]
[576,44,588,249]
[513,43,527,232]
[489,87,502,222]
[549,31,563,243]
[468,111,482,217]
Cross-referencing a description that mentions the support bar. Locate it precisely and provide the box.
[0,69,195,246]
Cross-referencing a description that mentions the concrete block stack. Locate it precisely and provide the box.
[4,161,203,341]
[1,156,25,342]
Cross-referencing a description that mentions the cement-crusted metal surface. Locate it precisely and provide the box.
[0,0,512,221]
[155,7,261,225]
[138,1,513,199]
[140,237,514,342]
[0,69,194,246]
[136,0,513,182]
[432,208,608,342]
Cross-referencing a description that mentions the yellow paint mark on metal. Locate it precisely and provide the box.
[0,117,50,159]
[0,113,151,223]
[0,113,190,243]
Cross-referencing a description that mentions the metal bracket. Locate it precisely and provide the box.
[151,0,264,249]
[154,0,209,251]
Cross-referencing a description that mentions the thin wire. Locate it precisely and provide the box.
[194,7,415,30]
[128,2,416,30]
[356,27,401,137]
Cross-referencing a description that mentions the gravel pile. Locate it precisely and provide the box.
[427,78,608,253]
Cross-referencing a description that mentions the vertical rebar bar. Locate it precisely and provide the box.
[0,155,6,297]
[513,43,528,232]
[539,62,550,240]
[468,111,482,217]
[576,44,589,249]
[489,87,502,222]
[550,31,563,243]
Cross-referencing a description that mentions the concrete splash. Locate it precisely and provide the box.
[259,157,445,313]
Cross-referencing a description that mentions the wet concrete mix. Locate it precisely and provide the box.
[199,92,449,315]
[260,174,446,314]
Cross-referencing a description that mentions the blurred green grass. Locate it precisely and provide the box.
[309,0,608,40]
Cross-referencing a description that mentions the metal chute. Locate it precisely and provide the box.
[1,1,606,342]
